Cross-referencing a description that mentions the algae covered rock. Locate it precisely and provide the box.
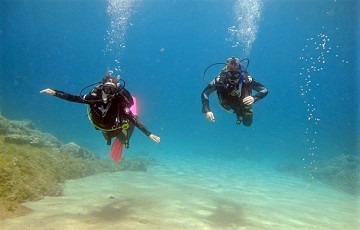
[0,114,156,220]
[0,114,62,148]
[59,142,98,159]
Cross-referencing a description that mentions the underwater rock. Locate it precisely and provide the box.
[120,158,156,171]
[274,154,360,195]
[313,154,360,195]
[272,162,300,176]
[59,142,98,159]
[4,132,62,148]
[1,114,62,148]
[0,114,156,220]
[0,114,36,134]
[4,132,60,148]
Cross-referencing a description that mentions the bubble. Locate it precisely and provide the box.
[298,28,349,188]
[105,0,138,71]
[226,0,263,56]
[299,31,330,186]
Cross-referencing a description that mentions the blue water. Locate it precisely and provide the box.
[1,0,358,171]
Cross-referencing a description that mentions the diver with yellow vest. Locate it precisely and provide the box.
[40,71,160,162]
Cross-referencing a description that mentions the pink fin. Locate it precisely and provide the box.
[130,96,138,116]
[110,138,123,163]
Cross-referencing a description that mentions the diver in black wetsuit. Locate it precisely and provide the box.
[201,57,268,126]
[40,72,160,148]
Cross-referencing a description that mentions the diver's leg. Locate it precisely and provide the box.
[124,124,135,148]
[242,110,253,127]
[116,130,126,145]
[234,110,243,125]
[102,131,112,145]
[231,100,243,125]
[117,124,134,149]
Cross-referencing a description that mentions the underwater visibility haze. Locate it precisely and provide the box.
[1,0,359,229]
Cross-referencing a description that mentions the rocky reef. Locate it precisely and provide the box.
[0,114,155,220]
[312,154,360,195]
[273,154,360,195]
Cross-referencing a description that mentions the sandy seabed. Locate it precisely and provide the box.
[1,154,359,230]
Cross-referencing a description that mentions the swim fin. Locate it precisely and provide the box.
[109,138,123,163]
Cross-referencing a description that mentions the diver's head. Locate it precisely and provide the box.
[102,71,118,84]
[101,74,118,102]
[225,57,241,84]
[226,57,240,72]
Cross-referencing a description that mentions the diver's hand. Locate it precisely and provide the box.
[243,96,254,105]
[149,134,160,143]
[40,88,56,95]
[206,111,215,122]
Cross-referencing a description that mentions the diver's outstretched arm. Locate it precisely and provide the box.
[40,88,56,95]
[149,134,160,143]
[205,111,215,122]
[127,113,160,144]
[40,88,88,104]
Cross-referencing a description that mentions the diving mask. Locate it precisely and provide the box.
[102,83,117,95]
[227,71,240,84]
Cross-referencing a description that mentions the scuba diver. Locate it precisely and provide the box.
[40,71,160,162]
[201,57,268,126]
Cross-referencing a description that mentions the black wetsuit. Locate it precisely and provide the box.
[201,68,268,126]
[53,86,152,147]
